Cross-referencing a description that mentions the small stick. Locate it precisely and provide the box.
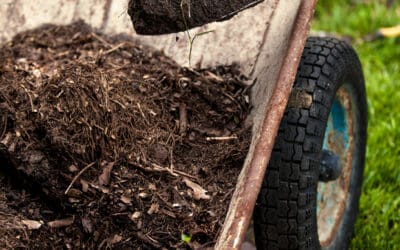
[65,162,95,195]
[179,102,187,135]
[136,102,149,125]
[152,162,196,179]
[1,115,7,140]
[132,160,197,180]
[206,135,238,141]
[136,232,162,249]
[19,84,36,113]
[104,42,126,55]
[55,90,64,98]
[110,99,127,110]
[151,162,178,177]
[91,32,113,47]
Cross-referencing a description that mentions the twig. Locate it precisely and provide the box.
[133,161,196,180]
[104,42,125,55]
[150,162,176,176]
[180,0,192,41]
[188,30,214,65]
[65,162,95,194]
[151,162,196,179]
[179,102,187,135]
[169,148,175,170]
[91,32,113,47]
[1,115,7,140]
[55,90,64,98]
[19,84,36,113]
[136,102,149,125]
[110,99,127,110]
[180,0,214,66]
[136,232,162,249]
[206,135,238,141]
[101,73,110,112]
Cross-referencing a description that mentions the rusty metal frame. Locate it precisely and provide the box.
[215,0,318,248]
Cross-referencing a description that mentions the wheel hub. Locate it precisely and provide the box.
[319,149,342,182]
[317,87,354,247]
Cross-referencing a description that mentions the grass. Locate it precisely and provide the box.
[312,1,400,249]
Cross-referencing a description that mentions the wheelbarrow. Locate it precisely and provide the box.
[0,0,367,249]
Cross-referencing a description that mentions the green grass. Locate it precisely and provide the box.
[312,1,400,249]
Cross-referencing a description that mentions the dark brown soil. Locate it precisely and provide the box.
[0,21,251,249]
[128,0,264,35]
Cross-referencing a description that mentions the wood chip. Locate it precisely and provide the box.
[110,234,123,245]
[66,188,82,197]
[81,217,93,233]
[147,203,159,215]
[148,183,156,191]
[80,179,89,192]
[120,195,132,205]
[183,177,211,200]
[138,192,149,198]
[98,161,114,186]
[68,197,80,203]
[47,217,74,228]
[21,219,43,230]
[130,211,142,221]
[68,164,78,172]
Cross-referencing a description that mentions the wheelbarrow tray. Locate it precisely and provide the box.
[0,0,317,248]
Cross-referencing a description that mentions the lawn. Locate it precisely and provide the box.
[312,1,400,249]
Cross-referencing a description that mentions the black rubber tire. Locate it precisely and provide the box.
[253,37,367,250]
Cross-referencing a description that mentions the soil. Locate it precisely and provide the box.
[0,21,252,249]
[128,0,264,35]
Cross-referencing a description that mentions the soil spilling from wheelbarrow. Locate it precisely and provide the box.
[0,21,252,248]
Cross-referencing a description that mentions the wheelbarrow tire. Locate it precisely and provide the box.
[253,37,367,250]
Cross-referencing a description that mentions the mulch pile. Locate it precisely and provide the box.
[0,21,252,248]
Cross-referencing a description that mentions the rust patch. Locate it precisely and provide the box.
[287,88,313,108]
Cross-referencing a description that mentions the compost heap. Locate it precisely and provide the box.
[0,21,252,248]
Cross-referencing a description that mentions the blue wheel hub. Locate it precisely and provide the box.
[317,86,354,247]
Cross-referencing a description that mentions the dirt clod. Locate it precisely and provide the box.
[0,21,252,248]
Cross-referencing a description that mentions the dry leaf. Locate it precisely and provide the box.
[148,183,156,191]
[68,197,80,203]
[66,188,82,197]
[100,186,110,194]
[82,217,93,233]
[48,217,74,228]
[183,177,210,200]
[80,179,89,192]
[120,195,132,205]
[68,164,78,172]
[110,234,123,245]
[22,219,43,230]
[98,161,114,186]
